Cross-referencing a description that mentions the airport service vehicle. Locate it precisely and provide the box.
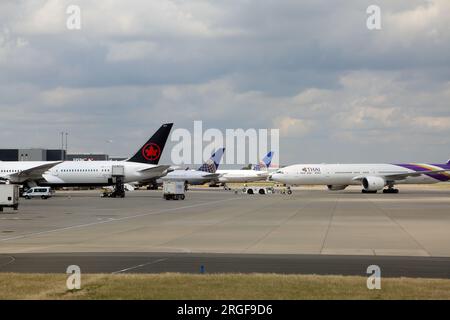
[216,151,274,184]
[0,184,19,211]
[270,161,450,194]
[0,123,173,188]
[161,148,225,186]
[163,181,186,200]
[242,185,274,195]
[23,187,53,199]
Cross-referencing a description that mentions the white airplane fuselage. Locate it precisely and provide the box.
[0,161,165,186]
[216,169,269,183]
[271,163,450,187]
[161,170,217,185]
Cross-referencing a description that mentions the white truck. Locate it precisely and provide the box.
[163,181,186,200]
[0,184,19,212]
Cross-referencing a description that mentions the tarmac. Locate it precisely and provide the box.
[1,185,449,277]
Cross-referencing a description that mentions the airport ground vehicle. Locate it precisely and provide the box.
[23,187,53,199]
[0,184,19,212]
[242,186,274,195]
[163,181,185,200]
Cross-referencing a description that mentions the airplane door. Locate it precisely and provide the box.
[102,166,111,179]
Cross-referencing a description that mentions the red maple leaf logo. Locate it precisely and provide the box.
[142,143,161,161]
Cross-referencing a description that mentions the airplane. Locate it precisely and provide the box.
[269,160,450,194]
[216,151,274,184]
[0,123,173,188]
[160,148,225,186]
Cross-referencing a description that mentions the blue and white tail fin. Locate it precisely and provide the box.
[198,148,225,173]
[253,151,274,171]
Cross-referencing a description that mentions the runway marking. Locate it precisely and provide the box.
[155,196,283,250]
[320,196,340,254]
[241,199,313,253]
[366,197,432,257]
[112,258,168,274]
[0,255,16,269]
[0,197,243,243]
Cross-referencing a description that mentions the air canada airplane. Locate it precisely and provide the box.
[216,151,274,184]
[270,161,450,193]
[161,148,225,185]
[0,123,173,187]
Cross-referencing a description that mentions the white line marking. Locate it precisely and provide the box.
[112,258,168,274]
[0,197,242,242]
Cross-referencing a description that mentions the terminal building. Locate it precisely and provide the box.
[0,149,112,162]
[0,149,66,161]
[66,153,109,161]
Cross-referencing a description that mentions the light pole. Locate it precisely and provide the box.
[65,132,68,160]
[61,132,64,161]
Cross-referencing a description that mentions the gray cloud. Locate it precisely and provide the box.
[0,0,449,165]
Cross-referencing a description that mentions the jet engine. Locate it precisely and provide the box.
[327,185,348,191]
[362,176,386,191]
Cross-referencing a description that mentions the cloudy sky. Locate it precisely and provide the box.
[1,0,449,166]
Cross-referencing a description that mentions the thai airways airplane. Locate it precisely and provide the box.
[161,148,225,185]
[0,123,173,187]
[216,151,274,184]
[270,161,450,193]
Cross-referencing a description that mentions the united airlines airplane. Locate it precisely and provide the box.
[161,148,225,185]
[0,123,173,187]
[216,151,274,184]
[270,161,450,193]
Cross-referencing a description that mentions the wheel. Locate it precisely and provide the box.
[383,188,399,194]
[247,189,254,195]
[41,196,47,199]
[287,190,292,195]
[13,205,18,210]
[259,189,266,195]
[25,196,31,200]
[180,194,185,200]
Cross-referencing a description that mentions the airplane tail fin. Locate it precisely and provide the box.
[127,123,173,165]
[447,159,450,165]
[254,151,274,171]
[198,148,225,173]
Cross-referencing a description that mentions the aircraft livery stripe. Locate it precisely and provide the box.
[395,164,450,182]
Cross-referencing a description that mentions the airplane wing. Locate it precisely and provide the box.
[353,169,450,182]
[138,165,171,174]
[6,161,63,181]
[203,173,221,179]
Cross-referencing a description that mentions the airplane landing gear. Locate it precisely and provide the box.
[383,187,399,194]
[362,189,377,194]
